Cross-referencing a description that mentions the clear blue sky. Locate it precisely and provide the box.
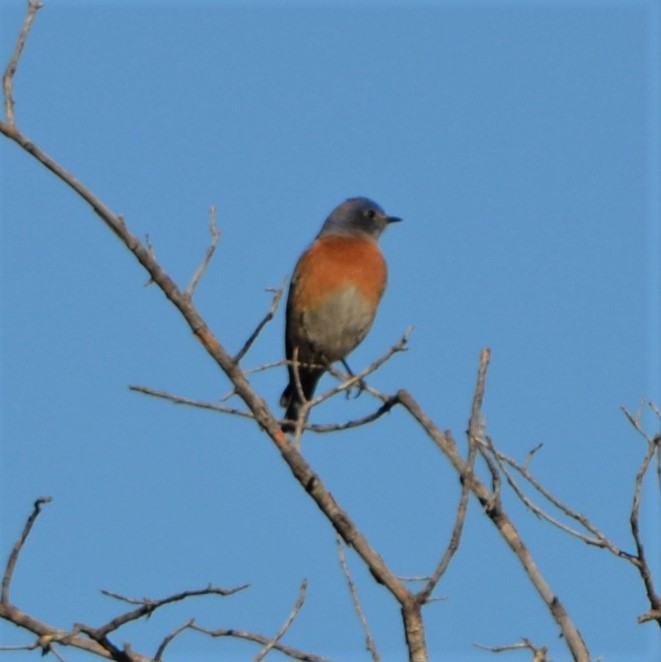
[1,1,659,661]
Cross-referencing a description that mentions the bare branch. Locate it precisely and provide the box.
[396,352,591,661]
[483,440,631,555]
[626,409,661,625]
[233,281,286,363]
[621,401,654,442]
[154,618,195,661]
[216,359,288,403]
[0,500,140,660]
[306,395,399,433]
[0,641,41,653]
[475,637,551,661]
[100,582,249,613]
[134,381,399,435]
[1,499,323,661]
[184,205,221,299]
[414,351,489,605]
[337,536,380,661]
[129,384,256,420]
[469,347,490,439]
[2,0,43,126]
[70,584,247,659]
[2,496,51,604]
[289,346,309,446]
[251,579,308,662]
[484,402,660,627]
[638,608,661,624]
[415,435,474,604]
[189,623,333,662]
[522,442,544,470]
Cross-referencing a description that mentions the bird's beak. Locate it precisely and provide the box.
[386,215,402,224]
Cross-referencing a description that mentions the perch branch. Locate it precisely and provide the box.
[0,111,413,651]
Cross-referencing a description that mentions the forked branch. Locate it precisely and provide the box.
[0,500,319,661]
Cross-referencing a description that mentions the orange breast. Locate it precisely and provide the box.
[292,235,388,311]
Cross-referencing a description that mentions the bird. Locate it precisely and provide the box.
[280,196,401,428]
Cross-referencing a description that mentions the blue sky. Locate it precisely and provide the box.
[1,1,659,661]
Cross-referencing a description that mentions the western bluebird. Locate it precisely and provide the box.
[280,197,401,427]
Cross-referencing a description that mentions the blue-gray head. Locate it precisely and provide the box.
[318,197,402,240]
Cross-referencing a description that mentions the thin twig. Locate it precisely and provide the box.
[470,349,502,509]
[415,350,488,604]
[416,431,475,604]
[184,205,221,299]
[336,536,380,661]
[154,618,195,660]
[628,422,661,623]
[189,623,332,662]
[243,359,288,376]
[94,583,249,637]
[134,382,398,434]
[2,0,43,126]
[478,437,502,507]
[290,346,309,446]
[0,641,39,652]
[469,347,490,438]
[101,583,249,608]
[621,401,653,442]
[2,497,51,604]
[251,579,308,662]
[475,637,550,661]
[638,608,661,624]
[306,396,399,433]
[484,440,627,554]
[129,384,256,420]
[219,360,288,402]
[233,281,286,363]
[522,443,543,470]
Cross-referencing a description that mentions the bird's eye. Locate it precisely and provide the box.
[366,209,376,219]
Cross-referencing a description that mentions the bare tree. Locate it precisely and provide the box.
[1,3,659,661]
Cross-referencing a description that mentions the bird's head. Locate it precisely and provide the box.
[318,197,402,240]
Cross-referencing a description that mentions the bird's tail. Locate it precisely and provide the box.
[280,368,323,430]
